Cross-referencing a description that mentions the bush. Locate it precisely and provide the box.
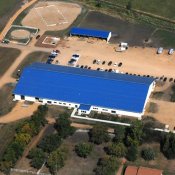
[126,145,138,161]
[141,148,155,161]
[89,124,110,144]
[106,143,127,157]
[95,156,119,175]
[47,147,68,174]
[54,113,75,138]
[113,126,126,143]
[38,134,62,153]
[28,148,46,169]
[75,142,93,158]
[161,132,175,159]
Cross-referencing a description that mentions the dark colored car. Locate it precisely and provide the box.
[108,61,112,66]
[118,62,122,67]
[102,61,106,65]
[93,59,97,64]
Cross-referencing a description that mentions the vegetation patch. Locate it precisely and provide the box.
[147,102,158,113]
[0,47,20,77]
[170,85,175,102]
[12,51,49,79]
[0,83,17,116]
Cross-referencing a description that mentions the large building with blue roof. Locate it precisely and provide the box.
[13,63,155,118]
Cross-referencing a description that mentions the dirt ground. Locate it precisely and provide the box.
[54,37,175,79]
[11,29,30,39]
[22,1,81,32]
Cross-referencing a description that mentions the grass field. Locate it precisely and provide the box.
[0,0,21,31]
[107,0,175,20]
[12,51,50,78]
[0,83,17,116]
[0,121,22,158]
[0,47,21,77]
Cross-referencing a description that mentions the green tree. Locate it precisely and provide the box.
[15,133,31,147]
[126,145,138,161]
[54,113,75,138]
[47,147,68,174]
[89,124,110,144]
[126,0,132,10]
[75,142,93,158]
[39,134,62,153]
[106,143,127,158]
[95,156,119,175]
[28,148,46,169]
[141,148,155,161]
[161,132,175,159]
[113,126,126,143]
[126,120,143,147]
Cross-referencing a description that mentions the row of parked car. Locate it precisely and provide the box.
[46,50,60,64]
[93,59,123,67]
[157,47,174,55]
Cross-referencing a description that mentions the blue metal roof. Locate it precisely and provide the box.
[14,63,154,113]
[70,27,110,39]
[79,104,91,111]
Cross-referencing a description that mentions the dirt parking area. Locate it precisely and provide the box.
[54,37,175,79]
[22,1,81,33]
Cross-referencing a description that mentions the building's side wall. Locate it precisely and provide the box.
[107,32,112,42]
[91,106,142,119]
[14,94,142,119]
[143,81,156,112]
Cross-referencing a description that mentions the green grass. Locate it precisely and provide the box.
[0,47,21,77]
[99,0,175,20]
[0,0,20,17]
[12,51,50,78]
[0,121,23,158]
[153,30,175,48]
[0,83,17,116]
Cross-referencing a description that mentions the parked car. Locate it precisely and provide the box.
[102,61,106,65]
[68,54,80,66]
[108,61,112,66]
[157,47,163,54]
[93,59,97,64]
[36,35,40,39]
[118,62,122,67]
[168,48,174,55]
[114,62,118,66]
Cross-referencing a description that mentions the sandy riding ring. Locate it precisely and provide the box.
[11,29,31,39]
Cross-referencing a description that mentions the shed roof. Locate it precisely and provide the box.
[125,166,138,175]
[70,27,111,39]
[137,167,162,175]
[14,63,154,113]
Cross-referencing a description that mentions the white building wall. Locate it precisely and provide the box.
[14,95,21,101]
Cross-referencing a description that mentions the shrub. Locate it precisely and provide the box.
[28,148,46,169]
[89,124,110,144]
[94,156,119,175]
[126,145,138,161]
[106,143,127,158]
[54,113,75,138]
[75,142,93,158]
[141,148,155,161]
[38,134,62,153]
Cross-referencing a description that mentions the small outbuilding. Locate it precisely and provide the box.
[70,27,112,42]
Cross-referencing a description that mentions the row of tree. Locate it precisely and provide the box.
[28,112,75,174]
[0,105,48,173]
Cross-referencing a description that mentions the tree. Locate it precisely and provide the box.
[54,113,75,138]
[141,148,155,161]
[126,0,132,10]
[106,143,127,158]
[15,133,31,147]
[89,124,110,144]
[113,126,126,143]
[28,148,46,169]
[39,134,62,153]
[126,145,138,161]
[75,142,93,158]
[47,147,68,174]
[161,132,175,159]
[96,0,101,7]
[95,156,119,175]
[126,120,143,147]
